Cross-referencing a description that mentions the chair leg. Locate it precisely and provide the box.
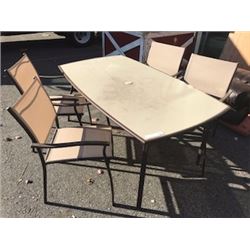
[76,113,83,126]
[73,106,83,126]
[106,117,111,126]
[35,148,48,204]
[79,114,83,124]
[196,149,201,166]
[32,147,37,153]
[196,127,205,165]
[105,158,115,205]
[212,121,219,137]
[86,104,92,125]
[201,139,207,176]
[55,117,60,128]
[69,86,75,94]
[42,164,48,204]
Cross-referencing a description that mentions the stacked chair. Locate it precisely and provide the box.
[182,53,238,175]
[147,40,185,77]
[6,53,92,127]
[147,42,239,175]
[183,53,238,101]
[7,77,114,204]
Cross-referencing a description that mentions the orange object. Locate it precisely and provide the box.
[223,114,250,136]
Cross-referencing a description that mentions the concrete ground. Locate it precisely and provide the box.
[1,33,249,217]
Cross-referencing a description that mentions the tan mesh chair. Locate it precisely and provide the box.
[147,41,185,77]
[183,54,238,175]
[184,53,238,99]
[6,53,92,126]
[7,77,114,204]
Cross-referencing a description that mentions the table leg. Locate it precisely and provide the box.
[136,143,149,209]
[201,127,208,177]
[196,127,208,176]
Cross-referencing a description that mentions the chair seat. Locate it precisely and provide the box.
[46,126,113,163]
[50,95,87,115]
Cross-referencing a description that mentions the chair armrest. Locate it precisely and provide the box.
[172,69,184,78]
[220,90,233,102]
[51,97,90,107]
[50,97,79,101]
[39,75,65,79]
[31,140,110,149]
[51,97,91,107]
[52,103,86,107]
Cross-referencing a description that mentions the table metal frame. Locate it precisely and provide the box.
[59,56,228,209]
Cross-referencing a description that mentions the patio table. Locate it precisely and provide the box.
[59,55,229,209]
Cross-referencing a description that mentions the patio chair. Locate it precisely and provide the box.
[7,77,114,205]
[183,53,238,100]
[147,40,186,77]
[182,54,238,175]
[6,53,92,127]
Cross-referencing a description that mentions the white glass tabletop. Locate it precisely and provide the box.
[59,55,229,142]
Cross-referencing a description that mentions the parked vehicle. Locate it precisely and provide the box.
[1,32,96,47]
[55,32,95,47]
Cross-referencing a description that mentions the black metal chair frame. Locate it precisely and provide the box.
[7,107,115,206]
[5,53,92,127]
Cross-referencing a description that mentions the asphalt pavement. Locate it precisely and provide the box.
[1,33,249,217]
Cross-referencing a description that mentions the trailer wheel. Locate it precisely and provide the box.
[68,32,95,47]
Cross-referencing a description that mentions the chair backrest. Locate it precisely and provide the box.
[7,53,40,94]
[8,78,56,144]
[184,53,238,98]
[147,41,185,76]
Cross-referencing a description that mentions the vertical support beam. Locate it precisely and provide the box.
[194,32,203,54]
[136,143,149,209]
[102,32,106,57]
[139,37,144,62]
